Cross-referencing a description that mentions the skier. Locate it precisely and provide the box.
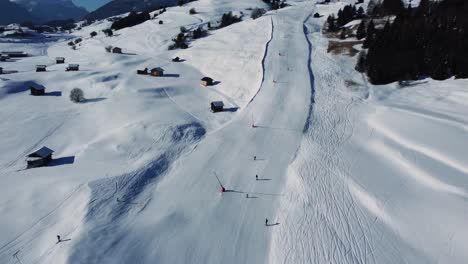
[246,193,249,198]
[254,156,256,160]
[256,174,258,181]
[265,218,268,226]
[57,235,61,243]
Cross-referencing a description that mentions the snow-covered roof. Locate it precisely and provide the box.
[201,77,213,81]
[28,146,54,158]
[151,67,164,72]
[211,101,224,107]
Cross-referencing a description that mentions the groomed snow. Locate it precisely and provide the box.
[1,0,468,263]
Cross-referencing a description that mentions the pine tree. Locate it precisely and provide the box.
[363,20,375,48]
[356,20,366,40]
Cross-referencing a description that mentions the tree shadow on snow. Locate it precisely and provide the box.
[43,91,62,96]
[161,74,180,78]
[223,107,239,112]
[84,97,106,103]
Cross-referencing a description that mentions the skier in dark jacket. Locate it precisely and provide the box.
[57,235,61,243]
[265,218,268,226]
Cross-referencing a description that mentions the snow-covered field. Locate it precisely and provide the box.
[1,0,468,263]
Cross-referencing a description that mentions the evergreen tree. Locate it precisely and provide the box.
[362,20,375,48]
[356,20,366,39]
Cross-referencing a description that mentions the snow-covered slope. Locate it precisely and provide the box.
[1,0,468,263]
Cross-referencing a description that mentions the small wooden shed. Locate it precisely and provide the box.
[36,65,47,72]
[150,67,164,77]
[30,86,45,96]
[172,57,180,62]
[56,57,65,64]
[0,54,9,61]
[66,64,79,71]
[211,101,224,112]
[26,146,54,168]
[112,47,122,54]
[201,77,213,86]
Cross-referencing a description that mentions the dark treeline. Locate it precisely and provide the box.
[262,0,287,10]
[327,4,365,32]
[362,0,468,84]
[111,11,150,30]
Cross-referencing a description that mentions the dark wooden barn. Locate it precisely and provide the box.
[66,64,80,71]
[211,101,224,112]
[172,57,181,62]
[36,65,47,72]
[56,57,65,64]
[30,86,45,96]
[112,47,122,54]
[201,77,213,86]
[0,54,9,61]
[150,67,164,77]
[26,146,54,168]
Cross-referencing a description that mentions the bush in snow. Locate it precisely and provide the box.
[219,12,241,28]
[192,26,207,39]
[70,88,84,103]
[251,8,266,19]
[90,31,97,37]
[168,33,188,50]
[102,28,113,37]
[189,8,197,14]
[74,38,82,44]
[180,26,187,33]
[105,45,113,52]
[67,41,74,46]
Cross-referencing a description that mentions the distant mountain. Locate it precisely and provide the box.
[13,0,88,23]
[85,0,178,21]
[0,0,35,25]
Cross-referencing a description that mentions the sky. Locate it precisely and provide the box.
[74,0,111,11]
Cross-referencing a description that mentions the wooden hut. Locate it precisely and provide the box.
[36,65,47,72]
[112,47,122,54]
[150,67,164,77]
[0,54,9,61]
[26,146,54,168]
[30,86,45,96]
[201,77,213,86]
[66,64,80,71]
[211,101,224,112]
[56,57,65,64]
[172,57,181,62]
